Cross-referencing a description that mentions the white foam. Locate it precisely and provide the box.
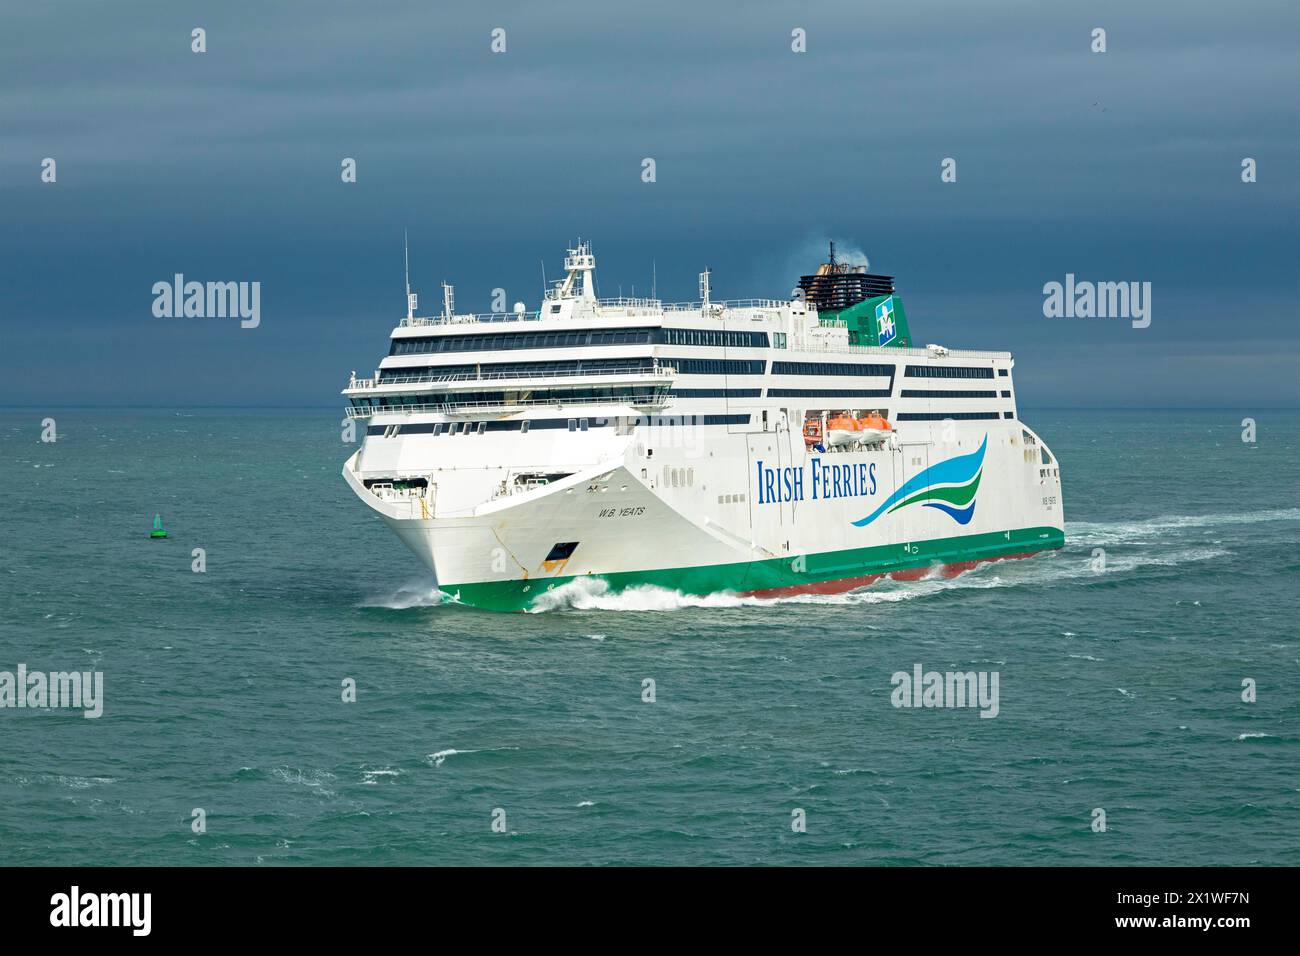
[1067,508,1300,546]
[425,746,520,767]
[523,540,1228,613]
[427,748,475,767]
[50,775,117,790]
[527,568,1002,613]
[359,579,448,609]
[527,578,771,612]
[271,767,336,794]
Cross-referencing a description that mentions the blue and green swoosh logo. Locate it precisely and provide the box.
[851,435,987,527]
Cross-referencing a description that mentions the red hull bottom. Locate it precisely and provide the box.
[738,550,1043,600]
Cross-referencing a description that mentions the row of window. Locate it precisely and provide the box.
[660,329,770,348]
[382,361,925,387]
[772,361,894,377]
[378,358,653,383]
[365,413,751,436]
[361,391,1019,411]
[672,358,767,375]
[900,389,1000,399]
[389,326,769,356]
[380,357,772,383]
[667,388,763,398]
[390,328,651,355]
[366,419,579,436]
[643,414,750,426]
[669,387,1008,400]
[903,365,997,379]
[351,385,664,408]
[768,388,893,398]
[376,366,1017,397]
[894,411,1007,421]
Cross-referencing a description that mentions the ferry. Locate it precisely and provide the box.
[341,241,1064,611]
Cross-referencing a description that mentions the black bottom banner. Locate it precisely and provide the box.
[0,866,1282,941]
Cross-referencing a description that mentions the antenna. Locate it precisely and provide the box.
[652,259,657,301]
[441,280,454,322]
[540,259,547,297]
[404,230,417,321]
[828,239,837,267]
[699,267,712,308]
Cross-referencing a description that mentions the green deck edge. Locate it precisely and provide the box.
[446,525,1066,612]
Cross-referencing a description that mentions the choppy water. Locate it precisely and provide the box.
[0,408,1296,865]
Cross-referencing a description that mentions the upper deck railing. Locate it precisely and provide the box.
[395,297,794,329]
[796,342,1011,362]
[661,298,787,311]
[400,311,545,328]
[345,363,676,392]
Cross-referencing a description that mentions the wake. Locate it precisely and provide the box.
[360,509,1294,615]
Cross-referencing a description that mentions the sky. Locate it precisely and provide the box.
[1,0,1296,407]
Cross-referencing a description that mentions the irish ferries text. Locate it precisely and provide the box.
[755,458,878,505]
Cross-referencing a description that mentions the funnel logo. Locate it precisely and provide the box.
[875,297,897,345]
[851,436,986,527]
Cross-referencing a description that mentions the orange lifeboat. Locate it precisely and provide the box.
[802,419,824,448]
[856,411,893,444]
[826,413,861,448]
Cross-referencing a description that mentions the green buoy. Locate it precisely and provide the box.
[150,514,168,539]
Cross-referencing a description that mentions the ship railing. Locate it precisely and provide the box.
[400,310,544,328]
[367,483,426,501]
[344,391,670,420]
[595,296,662,308]
[792,342,1011,361]
[395,298,793,328]
[347,363,676,391]
[661,298,787,311]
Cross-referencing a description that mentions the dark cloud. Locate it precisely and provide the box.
[1,0,1296,406]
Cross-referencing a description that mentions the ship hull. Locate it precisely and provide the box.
[344,423,1065,613]
[445,528,1062,612]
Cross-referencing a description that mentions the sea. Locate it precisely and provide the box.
[1,407,1296,866]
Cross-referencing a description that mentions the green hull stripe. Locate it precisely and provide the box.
[446,525,1065,612]
[889,470,982,513]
